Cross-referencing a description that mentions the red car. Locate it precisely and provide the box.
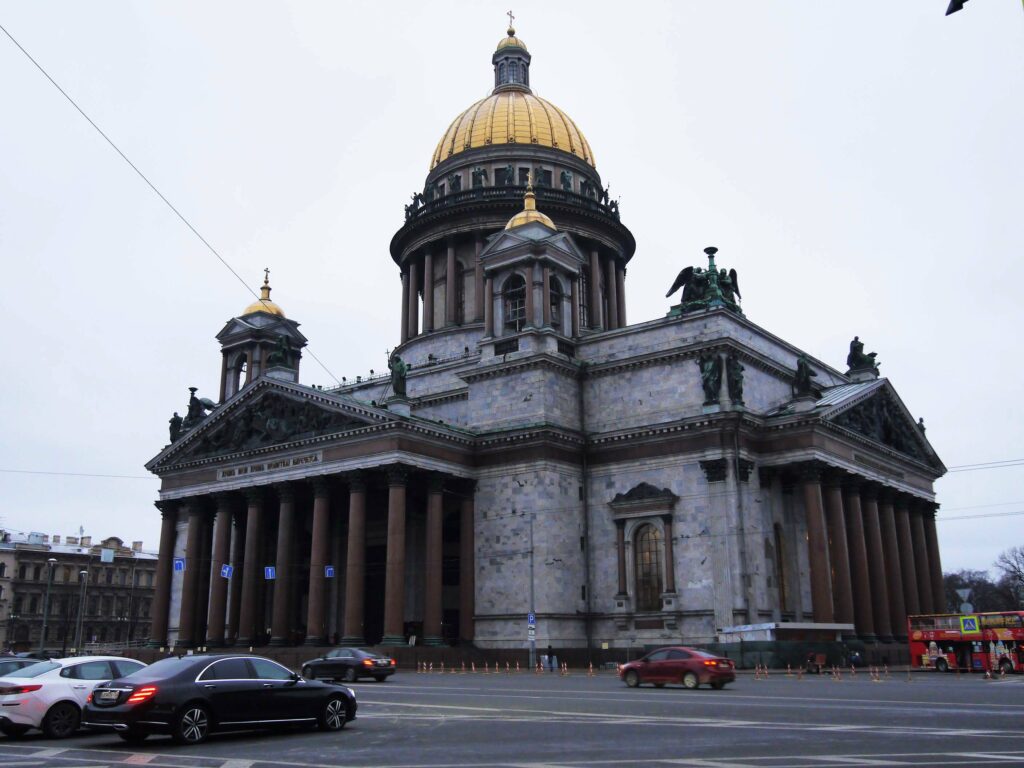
[619,646,735,690]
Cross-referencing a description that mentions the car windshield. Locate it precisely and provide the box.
[124,656,197,678]
[9,661,60,677]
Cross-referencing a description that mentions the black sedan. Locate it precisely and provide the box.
[82,654,356,745]
[301,648,396,683]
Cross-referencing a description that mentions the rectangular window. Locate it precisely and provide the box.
[535,169,552,187]
[518,167,530,186]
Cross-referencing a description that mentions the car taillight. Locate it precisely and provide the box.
[126,685,157,704]
[0,684,42,695]
[86,692,93,704]
[362,659,374,667]
[390,659,396,666]
[703,660,716,667]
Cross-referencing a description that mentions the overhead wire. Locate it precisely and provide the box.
[0,21,341,387]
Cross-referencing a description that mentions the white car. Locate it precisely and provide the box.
[0,656,147,738]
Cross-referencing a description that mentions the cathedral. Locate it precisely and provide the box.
[146,25,945,654]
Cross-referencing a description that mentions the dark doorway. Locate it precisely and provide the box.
[363,544,386,645]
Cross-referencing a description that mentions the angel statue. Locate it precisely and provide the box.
[719,268,741,304]
[665,266,709,303]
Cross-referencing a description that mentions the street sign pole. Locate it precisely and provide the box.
[529,514,536,671]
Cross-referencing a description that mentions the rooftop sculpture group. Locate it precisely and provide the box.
[666,247,742,316]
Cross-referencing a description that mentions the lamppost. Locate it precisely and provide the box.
[39,558,57,655]
[73,569,88,654]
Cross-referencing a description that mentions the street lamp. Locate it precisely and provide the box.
[73,569,89,655]
[39,558,57,655]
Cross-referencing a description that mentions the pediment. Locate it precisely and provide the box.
[481,227,585,264]
[150,384,383,469]
[824,384,940,469]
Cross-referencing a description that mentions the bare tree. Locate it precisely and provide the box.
[994,546,1024,608]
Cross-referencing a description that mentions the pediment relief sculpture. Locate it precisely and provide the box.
[831,393,927,462]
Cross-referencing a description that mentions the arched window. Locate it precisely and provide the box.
[502,274,527,332]
[498,62,506,82]
[509,60,519,83]
[549,277,564,329]
[634,524,664,611]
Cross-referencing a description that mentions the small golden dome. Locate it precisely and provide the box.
[497,26,527,51]
[431,90,595,170]
[242,269,286,317]
[505,179,556,231]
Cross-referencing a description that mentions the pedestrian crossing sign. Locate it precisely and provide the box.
[960,615,980,634]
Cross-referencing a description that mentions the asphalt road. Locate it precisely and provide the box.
[1,669,1023,768]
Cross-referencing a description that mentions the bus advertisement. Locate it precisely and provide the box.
[908,611,1024,674]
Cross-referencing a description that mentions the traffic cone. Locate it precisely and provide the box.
[471,662,476,674]
[985,668,992,680]
[786,664,793,677]
[516,660,521,673]
[461,661,466,673]
[884,665,890,679]
[484,662,489,673]
[849,666,856,677]
[797,666,804,681]
[588,662,594,677]
[506,661,511,674]
[440,662,445,674]
[428,662,434,673]
[494,661,501,675]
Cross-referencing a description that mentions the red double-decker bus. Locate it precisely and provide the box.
[908,611,1024,674]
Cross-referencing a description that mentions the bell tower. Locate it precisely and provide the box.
[492,19,531,91]
[215,270,308,401]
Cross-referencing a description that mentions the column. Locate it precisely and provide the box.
[205,495,234,646]
[381,467,408,645]
[589,250,602,329]
[878,492,908,641]
[800,465,834,623]
[861,485,893,641]
[616,263,627,326]
[894,499,921,617]
[342,474,367,645]
[459,488,475,643]
[909,506,935,614]
[194,512,214,646]
[245,350,254,385]
[615,521,627,595]
[422,250,434,332]
[662,515,676,594]
[542,266,552,326]
[446,241,457,326]
[483,277,494,336]
[270,484,295,645]
[305,479,331,645]
[842,481,875,641]
[148,501,178,647]
[400,269,410,344]
[423,475,445,646]
[524,261,535,328]
[605,257,619,330]
[236,489,263,647]
[407,260,419,339]
[219,353,229,402]
[474,235,484,322]
[570,277,580,337]
[176,502,204,647]
[923,504,945,611]
[226,509,246,644]
[823,476,854,634]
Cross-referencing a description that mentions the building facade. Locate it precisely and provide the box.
[0,532,157,653]
[146,27,945,652]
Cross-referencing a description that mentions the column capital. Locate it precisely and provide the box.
[244,486,265,504]
[860,481,882,502]
[661,513,674,526]
[822,468,847,489]
[386,465,409,487]
[699,458,727,483]
[877,487,896,505]
[274,483,296,502]
[841,475,865,495]
[757,466,777,487]
[737,459,755,483]
[427,473,446,494]
[154,500,178,519]
[794,460,828,483]
[310,476,332,498]
[213,492,237,510]
[345,470,366,492]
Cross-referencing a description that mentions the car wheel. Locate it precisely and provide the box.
[42,701,80,739]
[172,704,210,745]
[624,670,640,688]
[342,667,357,683]
[302,665,316,679]
[318,696,347,731]
[935,658,949,673]
[117,730,149,745]
[710,680,726,690]
[682,672,699,690]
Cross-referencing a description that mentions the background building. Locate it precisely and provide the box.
[146,26,944,656]
[0,532,156,654]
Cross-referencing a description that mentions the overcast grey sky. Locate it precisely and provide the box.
[1,2,1021,576]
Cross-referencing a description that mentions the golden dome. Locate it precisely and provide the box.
[242,269,286,318]
[497,26,527,51]
[505,179,556,231]
[431,90,595,170]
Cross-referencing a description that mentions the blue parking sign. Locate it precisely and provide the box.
[173,557,185,573]
[324,565,335,578]
[528,612,536,626]
[220,564,233,579]
[264,566,276,580]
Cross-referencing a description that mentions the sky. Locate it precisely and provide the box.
[0,2,1021,577]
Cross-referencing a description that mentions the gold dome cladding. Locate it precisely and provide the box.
[430,90,595,171]
[242,268,286,318]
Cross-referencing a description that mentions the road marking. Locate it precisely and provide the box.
[955,755,1024,762]
[662,760,762,767]
[804,757,914,765]
[31,749,66,758]
[123,755,156,764]
[221,761,256,768]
